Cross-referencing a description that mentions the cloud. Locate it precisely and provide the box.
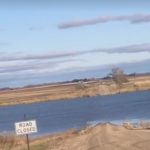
[1,43,150,63]
[0,52,78,62]
[0,42,150,87]
[0,59,79,74]
[58,14,150,29]
[1,58,150,88]
[90,43,150,54]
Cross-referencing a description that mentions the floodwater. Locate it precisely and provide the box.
[0,90,150,136]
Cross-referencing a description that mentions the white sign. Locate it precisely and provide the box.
[15,120,38,135]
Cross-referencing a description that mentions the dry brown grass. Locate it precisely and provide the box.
[123,120,150,130]
[0,75,150,106]
[0,134,25,150]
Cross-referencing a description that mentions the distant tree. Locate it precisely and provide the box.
[0,87,13,91]
[111,68,128,85]
[72,79,80,82]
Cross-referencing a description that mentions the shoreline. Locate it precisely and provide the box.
[0,75,150,106]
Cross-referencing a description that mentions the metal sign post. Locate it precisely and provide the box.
[26,133,30,150]
[15,115,38,150]
[24,114,30,150]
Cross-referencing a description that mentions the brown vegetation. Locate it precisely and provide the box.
[0,134,25,150]
[0,75,150,106]
[7,123,150,150]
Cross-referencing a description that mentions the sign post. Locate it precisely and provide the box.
[26,134,30,150]
[15,116,38,150]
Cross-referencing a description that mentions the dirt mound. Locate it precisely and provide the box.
[44,123,150,150]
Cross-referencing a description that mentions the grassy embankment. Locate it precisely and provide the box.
[0,75,150,106]
[2,122,150,150]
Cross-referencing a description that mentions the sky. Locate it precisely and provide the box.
[0,0,150,88]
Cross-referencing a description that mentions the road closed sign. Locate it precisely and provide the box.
[15,120,38,135]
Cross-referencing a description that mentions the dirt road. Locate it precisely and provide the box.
[15,123,150,150]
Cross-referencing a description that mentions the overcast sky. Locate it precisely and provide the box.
[0,0,150,87]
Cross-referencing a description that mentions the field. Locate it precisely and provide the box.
[0,75,150,106]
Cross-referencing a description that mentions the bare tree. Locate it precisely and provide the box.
[111,67,128,85]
